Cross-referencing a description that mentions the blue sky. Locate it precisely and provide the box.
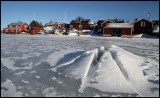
[1,1,159,30]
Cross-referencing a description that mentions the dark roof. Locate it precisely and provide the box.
[30,25,43,28]
[97,20,105,24]
[100,19,124,24]
[70,19,90,24]
[8,21,25,26]
[114,19,124,23]
[134,18,152,24]
[152,20,159,24]
[152,20,159,22]
[45,23,54,26]
[81,19,90,24]
[70,20,80,24]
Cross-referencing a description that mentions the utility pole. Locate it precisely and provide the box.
[65,8,66,23]
[148,12,150,21]
[65,8,67,34]
[94,17,95,33]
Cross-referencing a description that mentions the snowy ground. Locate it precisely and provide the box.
[1,33,159,97]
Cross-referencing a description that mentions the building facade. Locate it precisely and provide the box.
[133,18,153,34]
[70,19,92,30]
[3,21,29,34]
[103,23,134,37]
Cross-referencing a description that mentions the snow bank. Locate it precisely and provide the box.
[89,50,135,93]
[67,33,78,36]
[52,45,158,96]
[1,79,23,97]
[82,30,91,33]
[109,45,158,97]
[153,25,159,34]
[44,26,53,31]
[46,48,81,68]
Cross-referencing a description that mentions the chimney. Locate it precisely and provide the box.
[135,18,138,22]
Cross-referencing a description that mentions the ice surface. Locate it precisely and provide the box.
[35,76,40,79]
[1,34,159,97]
[1,58,19,71]
[14,71,25,76]
[1,79,23,97]
[42,87,65,97]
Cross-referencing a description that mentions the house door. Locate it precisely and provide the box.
[141,27,147,33]
[113,28,121,36]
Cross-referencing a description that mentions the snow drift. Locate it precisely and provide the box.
[50,45,159,97]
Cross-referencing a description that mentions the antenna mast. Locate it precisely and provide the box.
[65,9,66,23]
[148,12,150,20]
[33,13,36,20]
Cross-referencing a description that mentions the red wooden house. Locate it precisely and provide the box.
[99,19,124,34]
[103,23,134,37]
[133,18,153,34]
[101,20,115,28]
[3,21,29,34]
[27,26,43,34]
[70,19,92,30]
[27,21,43,34]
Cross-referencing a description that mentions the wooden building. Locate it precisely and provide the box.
[70,19,92,30]
[27,21,43,34]
[27,26,43,34]
[3,21,28,34]
[133,18,153,34]
[97,19,124,34]
[103,23,134,37]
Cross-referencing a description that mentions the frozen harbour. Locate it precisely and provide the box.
[1,34,159,97]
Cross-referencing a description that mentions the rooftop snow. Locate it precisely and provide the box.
[104,23,133,28]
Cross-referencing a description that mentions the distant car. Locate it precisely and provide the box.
[49,31,55,34]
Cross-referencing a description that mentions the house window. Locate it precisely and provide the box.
[90,25,94,28]
[141,21,145,27]
[70,25,73,28]
[6,29,8,32]
[19,29,21,31]
[24,25,28,28]
[79,25,82,28]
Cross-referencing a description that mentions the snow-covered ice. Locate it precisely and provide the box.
[1,34,159,97]
[1,79,23,97]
